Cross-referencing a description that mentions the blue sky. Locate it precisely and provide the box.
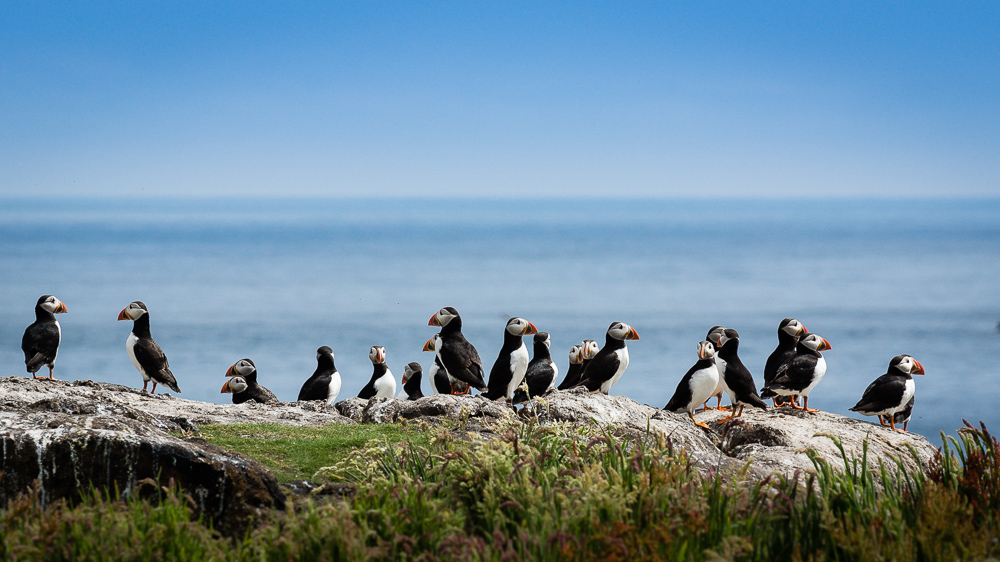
[2,2,997,199]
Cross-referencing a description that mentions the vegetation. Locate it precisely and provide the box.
[1,420,998,561]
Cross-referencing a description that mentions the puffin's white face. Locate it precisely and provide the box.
[429,308,458,327]
[228,359,255,377]
[697,340,716,360]
[369,346,386,364]
[892,355,925,375]
[799,334,831,352]
[506,317,538,336]
[568,345,583,364]
[781,319,807,338]
[222,376,248,394]
[403,363,417,383]
[40,296,68,314]
[119,301,147,321]
[582,340,599,360]
[607,322,639,341]
[423,334,441,352]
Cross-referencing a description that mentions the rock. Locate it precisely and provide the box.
[0,410,284,536]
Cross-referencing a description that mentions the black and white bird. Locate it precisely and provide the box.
[763,318,808,407]
[428,307,487,392]
[21,295,68,379]
[714,328,768,421]
[358,346,396,399]
[664,340,720,429]
[297,346,341,404]
[223,358,279,404]
[581,322,639,394]
[423,333,467,394]
[118,301,181,394]
[556,345,585,390]
[513,332,559,403]
[579,339,600,373]
[401,362,424,400]
[760,333,832,412]
[850,355,924,432]
[484,317,538,401]
[701,326,729,411]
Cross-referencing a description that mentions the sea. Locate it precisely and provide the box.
[1,197,998,443]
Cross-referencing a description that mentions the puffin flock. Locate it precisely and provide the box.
[20,298,924,433]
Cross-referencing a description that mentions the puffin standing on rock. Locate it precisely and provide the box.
[297,346,341,404]
[763,318,808,407]
[358,346,396,399]
[713,328,768,421]
[556,345,585,390]
[760,333,832,412]
[850,355,924,432]
[223,358,279,404]
[664,340,720,429]
[484,317,538,401]
[21,295,68,379]
[701,326,729,411]
[581,322,639,394]
[422,333,460,394]
[428,307,487,392]
[513,332,558,403]
[401,362,424,400]
[118,301,181,394]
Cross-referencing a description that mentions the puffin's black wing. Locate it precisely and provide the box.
[664,363,700,412]
[21,321,60,371]
[769,353,819,392]
[557,363,583,390]
[582,350,620,391]
[357,375,378,399]
[298,373,330,401]
[132,338,180,392]
[439,339,486,390]
[525,360,556,397]
[251,385,280,404]
[724,359,767,409]
[850,374,906,414]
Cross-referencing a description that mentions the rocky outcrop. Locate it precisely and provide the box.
[0,377,940,524]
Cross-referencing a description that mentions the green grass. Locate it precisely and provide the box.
[197,421,435,482]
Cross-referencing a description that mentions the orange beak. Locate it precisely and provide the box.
[117,308,129,321]
[221,379,233,393]
[56,302,68,314]
[402,373,410,384]
[428,313,441,327]
[626,327,639,340]
[423,338,435,352]
[225,364,237,377]
[697,342,710,360]
[818,337,832,351]
[912,360,925,375]
[798,325,808,336]
[525,322,538,335]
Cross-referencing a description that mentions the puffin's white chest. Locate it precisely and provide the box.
[799,356,827,397]
[715,356,731,394]
[602,346,630,394]
[688,365,721,408]
[125,332,149,381]
[428,362,443,394]
[506,344,530,398]
[52,319,62,362]
[897,378,916,413]
[373,370,396,399]
[327,371,342,405]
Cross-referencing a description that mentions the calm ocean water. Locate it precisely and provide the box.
[1,198,998,441]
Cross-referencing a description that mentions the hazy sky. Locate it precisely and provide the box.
[2,2,997,199]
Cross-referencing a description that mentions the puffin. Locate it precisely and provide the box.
[713,328,768,421]
[763,318,808,407]
[118,301,181,394]
[849,355,924,432]
[483,317,538,401]
[556,345,585,390]
[21,295,68,379]
[428,307,487,392]
[223,358,279,404]
[580,322,639,394]
[512,331,559,403]
[358,346,396,399]
[663,340,720,429]
[760,333,832,412]
[401,362,424,400]
[423,333,468,394]
[579,339,600,373]
[297,346,341,404]
[700,326,729,411]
